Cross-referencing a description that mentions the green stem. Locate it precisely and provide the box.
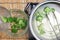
[52,12,60,32]
[46,14,58,40]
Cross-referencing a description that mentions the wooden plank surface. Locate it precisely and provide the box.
[0,0,44,3]
[0,0,44,10]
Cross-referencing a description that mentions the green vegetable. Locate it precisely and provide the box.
[11,24,18,33]
[11,24,17,29]
[36,16,43,22]
[19,19,25,26]
[11,28,18,33]
[17,17,22,22]
[13,17,17,22]
[35,6,54,22]
[1,17,18,23]
[38,23,45,35]
[40,12,46,18]
[51,8,55,12]
[35,6,56,35]
[7,17,17,23]
[1,16,27,33]
[44,6,51,14]
[7,17,13,22]
[35,11,46,21]
[1,16,8,23]
[44,6,55,14]
[21,20,27,29]
[18,19,27,29]
[35,11,40,16]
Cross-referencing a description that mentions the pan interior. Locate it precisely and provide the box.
[31,2,60,40]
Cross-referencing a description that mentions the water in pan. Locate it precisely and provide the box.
[32,3,60,40]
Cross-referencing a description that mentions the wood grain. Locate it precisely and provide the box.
[0,0,44,3]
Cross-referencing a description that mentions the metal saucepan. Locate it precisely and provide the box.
[29,1,60,40]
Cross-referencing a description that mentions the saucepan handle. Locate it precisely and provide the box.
[24,3,38,16]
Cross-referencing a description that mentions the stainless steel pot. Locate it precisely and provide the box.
[29,1,60,40]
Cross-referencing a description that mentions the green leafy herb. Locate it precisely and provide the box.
[44,6,51,14]
[11,24,18,33]
[7,17,13,22]
[35,11,46,22]
[13,17,17,22]
[11,28,18,33]
[11,24,17,29]
[38,23,45,35]
[35,6,57,35]
[1,16,27,33]
[51,8,55,12]
[18,19,27,29]
[35,11,40,16]
[36,16,43,22]
[1,16,8,23]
